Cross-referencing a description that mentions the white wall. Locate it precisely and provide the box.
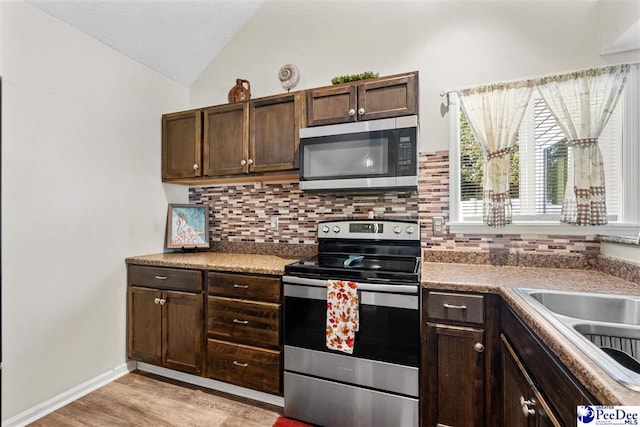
[190,0,640,153]
[1,1,188,420]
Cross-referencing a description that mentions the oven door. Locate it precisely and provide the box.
[283,276,420,427]
[283,277,420,368]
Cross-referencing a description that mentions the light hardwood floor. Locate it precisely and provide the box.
[30,371,282,427]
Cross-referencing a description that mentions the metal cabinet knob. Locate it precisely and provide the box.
[474,342,485,353]
[154,298,160,305]
[247,159,254,165]
[358,108,365,116]
[193,164,199,170]
[159,299,166,305]
[240,159,247,166]
[348,109,356,117]
[520,396,536,417]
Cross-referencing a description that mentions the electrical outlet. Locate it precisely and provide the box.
[433,216,444,235]
[270,216,279,231]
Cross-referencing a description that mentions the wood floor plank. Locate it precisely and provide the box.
[30,371,281,427]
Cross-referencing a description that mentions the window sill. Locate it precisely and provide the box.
[448,221,640,238]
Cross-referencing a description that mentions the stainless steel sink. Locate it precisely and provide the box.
[514,288,640,391]
[527,290,640,325]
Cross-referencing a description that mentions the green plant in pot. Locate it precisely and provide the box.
[331,72,380,85]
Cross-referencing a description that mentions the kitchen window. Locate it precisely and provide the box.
[449,64,640,236]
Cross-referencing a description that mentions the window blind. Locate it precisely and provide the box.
[459,89,622,221]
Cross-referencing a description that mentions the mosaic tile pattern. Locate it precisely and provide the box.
[189,183,419,245]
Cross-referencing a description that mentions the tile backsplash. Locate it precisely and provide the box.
[190,151,597,255]
[189,183,419,244]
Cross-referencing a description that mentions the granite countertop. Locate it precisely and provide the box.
[421,262,640,406]
[597,235,640,246]
[125,252,298,275]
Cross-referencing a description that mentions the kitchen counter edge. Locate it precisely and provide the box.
[125,252,299,276]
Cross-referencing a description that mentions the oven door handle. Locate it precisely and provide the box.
[284,283,418,310]
[282,275,418,294]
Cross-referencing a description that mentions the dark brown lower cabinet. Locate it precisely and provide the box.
[502,334,561,427]
[422,291,501,427]
[207,339,281,395]
[128,286,162,365]
[424,323,485,426]
[162,290,204,374]
[127,285,204,375]
[501,303,599,426]
[206,271,283,395]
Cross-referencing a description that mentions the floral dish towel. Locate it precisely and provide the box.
[326,280,359,354]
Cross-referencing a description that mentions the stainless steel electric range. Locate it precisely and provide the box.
[282,219,421,427]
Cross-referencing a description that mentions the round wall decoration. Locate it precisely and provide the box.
[278,64,300,92]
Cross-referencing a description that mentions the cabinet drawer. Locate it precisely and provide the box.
[208,272,280,302]
[427,292,484,325]
[207,296,280,348]
[207,339,281,395]
[128,265,202,292]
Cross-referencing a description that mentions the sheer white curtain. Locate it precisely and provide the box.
[537,65,630,225]
[458,83,533,226]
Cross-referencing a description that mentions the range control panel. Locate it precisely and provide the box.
[318,220,419,241]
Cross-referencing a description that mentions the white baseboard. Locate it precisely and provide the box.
[136,362,285,408]
[2,362,136,427]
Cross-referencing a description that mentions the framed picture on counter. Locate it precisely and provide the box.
[165,204,210,249]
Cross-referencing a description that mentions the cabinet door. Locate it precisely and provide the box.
[502,335,562,427]
[127,286,162,364]
[162,290,204,375]
[249,92,305,173]
[203,103,249,176]
[425,323,485,427]
[357,73,418,121]
[306,84,357,126]
[503,335,535,427]
[162,110,202,180]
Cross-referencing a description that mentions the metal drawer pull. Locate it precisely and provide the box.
[154,276,168,280]
[442,303,467,310]
[233,284,249,289]
[233,361,248,367]
[154,298,161,305]
[233,319,249,325]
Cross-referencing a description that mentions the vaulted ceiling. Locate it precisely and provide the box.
[27,0,265,86]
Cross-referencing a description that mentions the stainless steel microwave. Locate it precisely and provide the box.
[298,115,418,191]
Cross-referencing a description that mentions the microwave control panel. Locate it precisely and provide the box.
[396,128,417,175]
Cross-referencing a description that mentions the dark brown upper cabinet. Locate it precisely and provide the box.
[203,103,249,177]
[250,92,305,174]
[162,92,305,183]
[162,109,202,180]
[306,71,418,126]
